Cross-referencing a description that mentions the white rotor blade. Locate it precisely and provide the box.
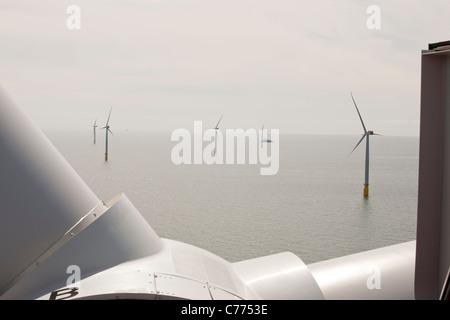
[348,134,367,158]
[106,107,113,126]
[351,92,367,133]
[214,115,223,129]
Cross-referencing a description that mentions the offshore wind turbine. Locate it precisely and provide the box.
[213,115,223,155]
[260,123,264,148]
[349,92,379,197]
[92,119,98,144]
[260,123,273,147]
[101,107,114,161]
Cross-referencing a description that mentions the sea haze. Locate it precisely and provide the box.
[46,131,419,264]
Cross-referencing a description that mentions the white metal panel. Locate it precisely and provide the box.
[233,252,325,300]
[154,273,211,300]
[208,285,243,300]
[38,267,157,300]
[170,242,239,295]
[308,241,415,300]
[163,239,262,299]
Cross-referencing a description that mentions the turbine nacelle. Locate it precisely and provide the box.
[101,123,114,136]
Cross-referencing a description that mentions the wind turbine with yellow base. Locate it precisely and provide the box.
[349,92,380,197]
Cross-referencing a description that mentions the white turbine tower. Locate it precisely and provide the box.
[101,107,114,161]
[93,119,97,144]
[213,115,223,155]
[349,92,379,197]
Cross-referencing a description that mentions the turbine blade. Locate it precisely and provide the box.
[215,115,223,129]
[348,134,367,158]
[351,92,367,133]
[108,128,115,136]
[106,106,113,126]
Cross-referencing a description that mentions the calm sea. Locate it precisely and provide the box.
[46,131,419,265]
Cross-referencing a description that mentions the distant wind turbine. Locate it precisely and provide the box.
[213,115,223,155]
[101,107,114,161]
[92,119,98,144]
[261,123,264,148]
[349,92,380,197]
[260,123,273,147]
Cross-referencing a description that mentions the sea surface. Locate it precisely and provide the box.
[46,131,419,265]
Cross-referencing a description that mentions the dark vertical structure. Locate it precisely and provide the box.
[416,41,450,299]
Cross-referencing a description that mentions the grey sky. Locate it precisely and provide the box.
[1,0,449,136]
